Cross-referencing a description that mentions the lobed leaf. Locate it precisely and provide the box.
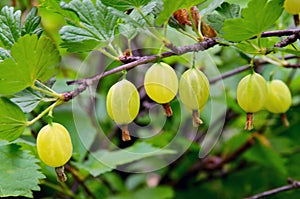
[10,88,44,113]
[0,6,21,48]
[59,0,119,52]
[0,47,10,61]
[0,97,26,141]
[115,1,159,39]
[0,142,45,198]
[0,34,60,95]
[222,0,284,42]
[21,7,43,37]
[206,2,240,33]
[0,6,43,49]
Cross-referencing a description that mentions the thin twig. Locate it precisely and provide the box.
[274,32,300,48]
[244,178,300,199]
[64,29,300,101]
[258,29,300,38]
[209,55,299,84]
[64,38,217,101]
[64,164,98,199]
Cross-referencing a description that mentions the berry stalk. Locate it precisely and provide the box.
[192,110,203,127]
[245,113,254,130]
[121,125,131,141]
[163,103,173,117]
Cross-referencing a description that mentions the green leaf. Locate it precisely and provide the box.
[0,97,26,141]
[0,142,45,198]
[244,141,286,175]
[222,132,249,157]
[21,7,43,37]
[0,6,43,49]
[222,0,284,42]
[10,88,44,113]
[216,2,240,18]
[0,47,10,61]
[0,6,21,48]
[272,47,300,56]
[119,24,138,40]
[116,1,158,39]
[235,37,276,55]
[107,186,174,199]
[155,0,205,26]
[206,2,240,33]
[0,34,60,95]
[39,0,79,22]
[75,142,175,177]
[101,0,152,11]
[59,0,119,52]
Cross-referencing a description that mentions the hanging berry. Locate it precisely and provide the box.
[106,79,140,141]
[179,67,210,127]
[144,62,178,117]
[284,0,300,15]
[236,72,267,130]
[37,123,73,168]
[264,79,292,126]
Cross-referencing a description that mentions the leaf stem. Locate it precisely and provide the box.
[26,100,64,126]
[31,83,64,100]
[107,43,121,57]
[98,48,119,61]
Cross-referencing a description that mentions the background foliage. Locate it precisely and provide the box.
[0,0,300,198]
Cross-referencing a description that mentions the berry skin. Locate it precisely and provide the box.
[237,73,267,113]
[37,123,73,167]
[284,0,300,15]
[236,72,267,130]
[106,79,140,141]
[179,67,210,126]
[265,80,292,113]
[144,62,178,104]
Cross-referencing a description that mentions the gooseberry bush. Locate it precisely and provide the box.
[0,0,299,198]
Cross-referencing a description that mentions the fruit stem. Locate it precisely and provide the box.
[249,58,255,74]
[192,52,196,69]
[245,113,254,130]
[162,103,173,117]
[192,110,203,127]
[122,70,127,79]
[26,99,64,126]
[31,82,64,100]
[120,125,131,141]
[55,166,67,182]
[280,113,290,127]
